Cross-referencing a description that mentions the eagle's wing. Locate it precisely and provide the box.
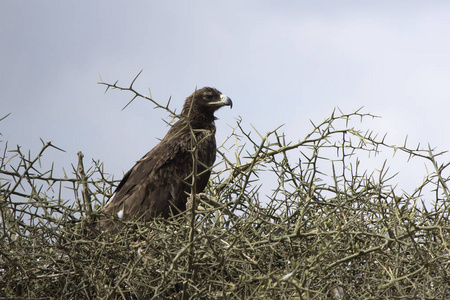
[102,129,215,228]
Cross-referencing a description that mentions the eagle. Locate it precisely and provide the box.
[101,87,232,231]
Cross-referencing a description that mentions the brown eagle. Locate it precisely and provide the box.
[101,87,232,231]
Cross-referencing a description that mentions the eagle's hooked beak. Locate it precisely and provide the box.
[219,94,233,109]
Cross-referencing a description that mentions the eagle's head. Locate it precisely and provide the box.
[181,87,232,123]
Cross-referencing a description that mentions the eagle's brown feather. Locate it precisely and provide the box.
[101,87,232,231]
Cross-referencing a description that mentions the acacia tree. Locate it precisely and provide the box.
[1,73,449,299]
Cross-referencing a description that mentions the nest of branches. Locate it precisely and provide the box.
[1,78,450,299]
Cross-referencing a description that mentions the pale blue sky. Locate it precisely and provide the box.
[2,1,450,199]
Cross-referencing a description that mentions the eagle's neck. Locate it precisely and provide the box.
[167,115,216,139]
[186,114,216,130]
